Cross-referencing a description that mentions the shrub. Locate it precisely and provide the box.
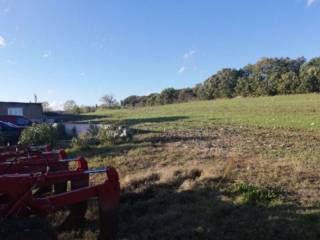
[19,124,58,146]
[98,125,134,145]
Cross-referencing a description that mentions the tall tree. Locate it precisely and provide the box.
[64,100,77,112]
[100,94,118,107]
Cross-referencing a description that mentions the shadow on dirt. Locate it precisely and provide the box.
[117,172,320,240]
[64,170,320,240]
[68,143,149,159]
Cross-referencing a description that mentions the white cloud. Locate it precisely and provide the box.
[178,49,198,74]
[307,0,317,7]
[0,36,6,48]
[178,66,186,74]
[183,50,196,60]
[49,101,64,111]
[42,51,51,58]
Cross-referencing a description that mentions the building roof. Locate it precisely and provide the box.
[0,101,42,105]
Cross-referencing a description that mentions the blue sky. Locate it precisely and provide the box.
[0,0,320,109]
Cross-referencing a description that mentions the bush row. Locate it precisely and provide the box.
[14,123,134,149]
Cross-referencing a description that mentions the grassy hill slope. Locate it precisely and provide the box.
[90,93,320,130]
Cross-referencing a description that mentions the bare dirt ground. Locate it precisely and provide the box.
[57,123,320,239]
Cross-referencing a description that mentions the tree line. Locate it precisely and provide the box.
[122,57,320,107]
[42,94,120,114]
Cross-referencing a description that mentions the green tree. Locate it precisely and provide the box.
[235,76,257,96]
[158,88,179,105]
[203,68,240,99]
[122,95,141,107]
[277,72,301,94]
[146,94,160,106]
[194,84,206,100]
[299,57,320,92]
[177,88,196,102]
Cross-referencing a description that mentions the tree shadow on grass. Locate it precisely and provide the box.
[48,113,189,126]
[45,113,109,123]
[121,116,189,127]
[118,172,320,240]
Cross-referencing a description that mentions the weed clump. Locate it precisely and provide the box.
[233,182,280,205]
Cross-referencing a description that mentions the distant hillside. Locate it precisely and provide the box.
[122,57,320,107]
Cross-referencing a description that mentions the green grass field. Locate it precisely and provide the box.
[89,93,320,130]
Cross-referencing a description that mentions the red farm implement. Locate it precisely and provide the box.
[0,144,52,162]
[0,145,120,240]
[0,144,52,153]
[0,149,72,174]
